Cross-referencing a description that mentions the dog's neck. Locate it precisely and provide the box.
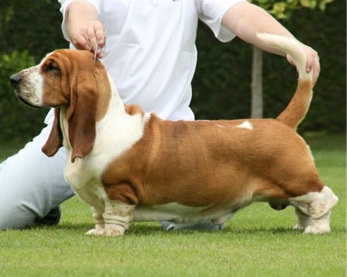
[102,73,127,120]
[94,67,127,122]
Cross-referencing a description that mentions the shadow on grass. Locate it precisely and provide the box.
[52,222,333,237]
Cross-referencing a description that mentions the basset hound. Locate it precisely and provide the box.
[10,34,338,236]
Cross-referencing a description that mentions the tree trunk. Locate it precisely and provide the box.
[251,46,263,118]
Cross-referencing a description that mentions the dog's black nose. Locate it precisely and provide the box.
[10,74,22,88]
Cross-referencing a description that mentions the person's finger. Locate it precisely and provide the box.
[87,24,98,52]
[72,32,91,50]
[312,55,320,86]
[305,47,320,85]
[69,20,106,58]
[84,21,106,58]
[94,22,106,48]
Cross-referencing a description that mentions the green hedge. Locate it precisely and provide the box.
[0,51,49,143]
[0,0,345,145]
[0,0,66,144]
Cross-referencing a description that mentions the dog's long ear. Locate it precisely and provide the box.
[42,108,63,157]
[67,73,97,163]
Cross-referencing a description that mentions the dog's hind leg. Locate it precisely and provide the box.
[290,186,338,234]
[293,206,332,234]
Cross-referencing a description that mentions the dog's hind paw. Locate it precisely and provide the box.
[303,225,331,234]
[292,224,304,230]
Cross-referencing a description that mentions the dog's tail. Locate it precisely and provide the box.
[257,33,314,130]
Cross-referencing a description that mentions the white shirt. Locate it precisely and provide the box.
[58,0,245,121]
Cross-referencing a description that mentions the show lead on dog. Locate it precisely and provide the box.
[1,0,321,230]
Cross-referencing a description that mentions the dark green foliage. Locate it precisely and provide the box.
[0,51,47,144]
[0,0,345,145]
[0,0,67,58]
[0,0,67,145]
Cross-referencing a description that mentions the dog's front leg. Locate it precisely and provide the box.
[103,200,135,236]
[87,200,135,236]
[86,207,105,235]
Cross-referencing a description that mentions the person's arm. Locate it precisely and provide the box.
[64,1,106,58]
[222,2,320,85]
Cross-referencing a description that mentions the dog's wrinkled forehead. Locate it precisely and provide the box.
[39,50,70,74]
[39,49,97,77]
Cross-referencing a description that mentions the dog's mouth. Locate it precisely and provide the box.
[16,93,41,109]
[16,93,61,109]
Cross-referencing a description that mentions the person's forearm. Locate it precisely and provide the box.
[223,2,320,85]
[223,3,294,56]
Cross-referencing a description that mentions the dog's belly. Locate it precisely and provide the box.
[133,202,239,224]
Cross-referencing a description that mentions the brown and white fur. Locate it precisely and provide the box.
[10,33,338,236]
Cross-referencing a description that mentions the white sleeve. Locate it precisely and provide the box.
[196,0,246,42]
[58,0,101,42]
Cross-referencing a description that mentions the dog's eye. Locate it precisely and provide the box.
[45,61,60,73]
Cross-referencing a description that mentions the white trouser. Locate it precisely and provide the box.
[0,121,74,229]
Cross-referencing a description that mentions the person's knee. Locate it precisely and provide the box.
[0,200,37,229]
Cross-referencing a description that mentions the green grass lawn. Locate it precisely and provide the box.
[0,133,346,277]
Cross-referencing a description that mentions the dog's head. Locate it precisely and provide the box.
[10,50,110,162]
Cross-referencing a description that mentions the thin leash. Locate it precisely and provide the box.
[94,43,99,64]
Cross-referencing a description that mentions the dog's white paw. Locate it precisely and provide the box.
[86,226,125,236]
[303,225,331,235]
[103,226,125,236]
[86,227,104,236]
[292,224,304,230]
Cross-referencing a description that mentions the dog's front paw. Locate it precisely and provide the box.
[103,226,125,236]
[86,227,104,236]
[86,226,125,236]
[85,223,106,236]
[292,224,303,230]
